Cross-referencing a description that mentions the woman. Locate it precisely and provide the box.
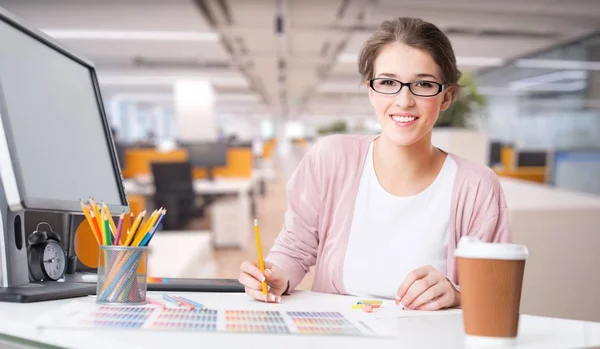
[238,17,511,310]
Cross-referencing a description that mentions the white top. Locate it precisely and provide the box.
[0,291,599,349]
[343,142,457,299]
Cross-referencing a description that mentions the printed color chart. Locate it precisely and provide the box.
[37,301,388,337]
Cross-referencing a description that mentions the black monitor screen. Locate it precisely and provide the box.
[0,14,127,212]
[517,151,547,167]
[489,142,502,167]
[185,142,228,168]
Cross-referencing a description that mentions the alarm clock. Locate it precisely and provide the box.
[27,222,66,282]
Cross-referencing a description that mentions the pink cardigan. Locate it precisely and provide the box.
[265,133,512,295]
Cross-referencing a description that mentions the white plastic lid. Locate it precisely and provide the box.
[455,236,529,260]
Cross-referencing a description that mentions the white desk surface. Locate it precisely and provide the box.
[1,291,599,349]
[123,178,254,196]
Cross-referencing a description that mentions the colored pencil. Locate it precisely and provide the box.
[142,209,166,246]
[89,199,104,244]
[103,211,112,245]
[146,297,166,309]
[173,296,196,310]
[80,200,101,244]
[102,203,118,239]
[162,294,194,310]
[124,210,145,246]
[175,296,203,309]
[254,219,267,295]
[132,209,155,245]
[132,209,160,247]
[114,213,125,245]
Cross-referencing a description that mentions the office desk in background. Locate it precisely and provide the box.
[146,230,216,279]
[123,178,254,248]
[1,291,599,349]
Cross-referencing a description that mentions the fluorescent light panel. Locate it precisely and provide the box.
[515,59,600,71]
[98,75,248,87]
[42,29,219,42]
[509,70,587,90]
[337,53,504,67]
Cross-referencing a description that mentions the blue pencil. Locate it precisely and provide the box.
[175,296,203,309]
[139,232,152,246]
[150,211,166,234]
[161,293,181,307]
[143,211,166,246]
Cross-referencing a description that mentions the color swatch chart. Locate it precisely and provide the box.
[37,301,388,337]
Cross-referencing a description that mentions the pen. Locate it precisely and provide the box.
[254,219,267,296]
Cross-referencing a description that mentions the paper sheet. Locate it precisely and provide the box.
[35,300,394,337]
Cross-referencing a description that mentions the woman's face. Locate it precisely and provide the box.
[367,42,453,147]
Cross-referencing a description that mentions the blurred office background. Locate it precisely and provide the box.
[2,0,600,322]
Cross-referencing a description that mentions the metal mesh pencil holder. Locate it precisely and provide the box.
[96,245,148,305]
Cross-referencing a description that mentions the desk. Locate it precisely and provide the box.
[1,291,599,348]
[123,179,254,248]
[147,230,216,279]
[123,178,254,197]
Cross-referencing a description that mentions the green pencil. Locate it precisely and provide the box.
[104,216,111,245]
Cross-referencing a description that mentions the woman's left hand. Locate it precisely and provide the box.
[396,265,460,311]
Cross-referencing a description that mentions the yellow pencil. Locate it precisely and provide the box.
[254,219,267,295]
[131,209,158,247]
[80,201,100,245]
[102,203,118,239]
[89,199,105,245]
[124,210,146,246]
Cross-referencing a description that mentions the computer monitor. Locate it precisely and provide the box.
[0,7,127,300]
[489,141,503,167]
[184,142,228,180]
[516,150,548,167]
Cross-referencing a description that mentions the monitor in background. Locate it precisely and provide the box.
[516,151,548,167]
[115,143,126,171]
[0,8,127,301]
[184,142,228,180]
[489,141,503,167]
[230,140,252,148]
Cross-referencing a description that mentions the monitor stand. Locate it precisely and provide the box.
[0,189,95,303]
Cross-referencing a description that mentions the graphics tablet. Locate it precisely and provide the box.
[146,277,245,293]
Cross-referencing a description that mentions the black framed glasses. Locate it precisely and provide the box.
[369,78,446,97]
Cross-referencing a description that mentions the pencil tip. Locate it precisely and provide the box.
[254,218,258,226]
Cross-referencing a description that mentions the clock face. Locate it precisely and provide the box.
[42,240,65,281]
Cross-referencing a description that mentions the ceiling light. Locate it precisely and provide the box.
[97,75,248,87]
[510,81,586,92]
[41,29,219,42]
[515,59,600,71]
[456,56,504,67]
[509,70,587,90]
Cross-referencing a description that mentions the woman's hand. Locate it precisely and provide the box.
[239,260,289,303]
[396,265,460,311]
